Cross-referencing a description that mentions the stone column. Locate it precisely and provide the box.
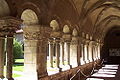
[0,37,5,79]
[24,26,39,79]
[36,27,51,79]
[93,43,96,61]
[86,41,90,63]
[94,45,97,60]
[70,37,79,67]
[23,25,51,79]
[95,44,99,60]
[0,16,22,80]
[84,43,88,63]
[88,41,94,62]
[6,36,14,80]
[98,43,100,59]
[91,42,94,61]
[55,38,62,71]
[62,34,72,68]
[96,43,100,59]
[49,39,54,67]
[66,42,71,68]
[55,39,60,67]
[61,42,65,65]
[80,43,85,65]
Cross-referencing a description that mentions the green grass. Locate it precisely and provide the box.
[13,65,24,72]
[13,73,21,77]
[4,59,24,78]
[15,59,24,63]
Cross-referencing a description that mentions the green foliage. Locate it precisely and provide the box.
[13,39,23,59]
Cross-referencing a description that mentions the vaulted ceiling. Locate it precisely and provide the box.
[0,0,120,42]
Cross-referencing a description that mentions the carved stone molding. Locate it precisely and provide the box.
[62,34,72,42]
[71,37,79,45]
[50,31,62,38]
[24,26,52,40]
[0,16,23,36]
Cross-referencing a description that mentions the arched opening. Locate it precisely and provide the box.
[19,9,39,80]
[70,28,79,67]
[0,0,10,17]
[102,26,120,64]
[47,20,60,75]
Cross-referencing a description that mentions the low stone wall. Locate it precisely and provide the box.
[40,59,101,80]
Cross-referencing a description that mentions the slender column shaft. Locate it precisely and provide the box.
[55,41,60,68]
[6,36,14,80]
[66,42,70,65]
[82,44,85,62]
[86,44,90,62]
[49,42,54,67]
[61,42,65,65]
[93,46,96,60]
[91,45,94,61]
[98,44,100,59]
[0,37,5,78]
[94,45,97,60]
[96,45,98,59]
[88,44,92,62]
[84,44,88,63]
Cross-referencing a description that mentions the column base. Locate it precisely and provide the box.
[7,78,14,80]
[94,58,97,61]
[89,59,93,62]
[38,71,48,79]
[85,60,90,63]
[80,60,86,65]
[59,67,62,72]
[0,75,4,79]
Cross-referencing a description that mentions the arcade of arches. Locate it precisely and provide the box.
[0,0,120,80]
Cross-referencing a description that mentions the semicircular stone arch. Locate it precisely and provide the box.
[17,2,41,23]
[0,0,10,17]
[21,9,39,25]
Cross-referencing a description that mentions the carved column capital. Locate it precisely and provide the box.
[0,16,22,36]
[71,36,79,45]
[24,26,52,40]
[50,31,62,38]
[62,34,72,42]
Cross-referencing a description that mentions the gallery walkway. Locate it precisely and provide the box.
[87,64,120,80]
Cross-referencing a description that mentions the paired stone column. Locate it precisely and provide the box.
[55,38,61,69]
[88,41,94,62]
[6,36,14,80]
[0,16,22,80]
[0,37,5,79]
[80,43,85,65]
[66,41,71,68]
[80,38,86,65]
[62,34,72,68]
[48,39,54,67]
[85,40,90,63]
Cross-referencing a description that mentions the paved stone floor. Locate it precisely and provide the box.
[87,64,120,80]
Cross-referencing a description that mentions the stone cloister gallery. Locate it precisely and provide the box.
[0,0,120,80]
